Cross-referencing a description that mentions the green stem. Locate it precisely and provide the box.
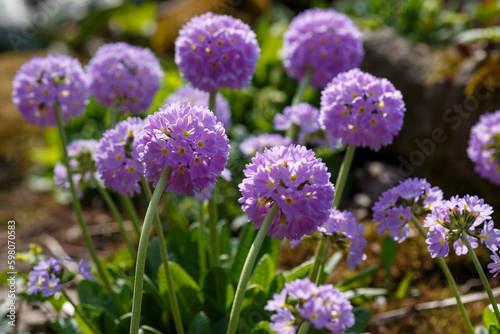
[226,204,280,334]
[292,69,312,106]
[462,232,500,325]
[140,176,185,333]
[129,166,172,334]
[198,200,207,281]
[53,104,123,313]
[208,90,220,268]
[61,288,100,334]
[410,214,474,334]
[119,195,141,239]
[94,181,136,257]
[309,145,356,284]
[109,104,118,128]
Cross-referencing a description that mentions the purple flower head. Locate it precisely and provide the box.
[373,178,443,243]
[87,42,163,114]
[239,144,334,240]
[283,8,364,88]
[27,257,74,297]
[488,252,500,277]
[467,110,500,185]
[78,259,94,280]
[315,208,367,269]
[165,84,232,130]
[137,102,229,195]
[54,139,99,198]
[265,278,354,333]
[320,68,406,151]
[95,117,145,196]
[33,257,62,273]
[12,54,88,128]
[274,103,331,146]
[175,12,260,91]
[240,134,291,157]
[424,195,498,258]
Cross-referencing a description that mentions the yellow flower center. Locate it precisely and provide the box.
[268,181,274,188]
[198,141,204,147]
[162,148,168,154]
[285,198,293,205]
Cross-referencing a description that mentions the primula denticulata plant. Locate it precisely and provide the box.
[8,7,500,334]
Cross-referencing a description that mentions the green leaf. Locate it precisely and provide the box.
[323,251,343,274]
[187,312,211,334]
[337,265,379,290]
[49,318,85,334]
[158,262,202,328]
[219,221,232,259]
[202,267,234,322]
[249,254,275,293]
[484,304,500,330]
[239,286,269,333]
[395,272,414,301]
[381,236,396,291]
[268,273,285,297]
[140,325,165,334]
[230,224,258,284]
[145,237,162,281]
[490,324,500,334]
[345,307,371,333]
[167,225,200,282]
[251,321,273,333]
[284,259,314,282]
[77,280,121,318]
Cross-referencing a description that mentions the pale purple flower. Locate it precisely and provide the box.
[239,145,334,240]
[165,84,232,130]
[265,278,354,333]
[87,42,163,114]
[488,252,500,277]
[239,134,291,157]
[283,8,364,88]
[54,139,99,198]
[320,68,405,151]
[137,102,229,195]
[78,259,93,280]
[426,225,450,258]
[95,117,145,196]
[373,178,443,243]
[467,110,500,185]
[33,257,62,273]
[424,195,499,258]
[12,54,88,128]
[175,12,260,91]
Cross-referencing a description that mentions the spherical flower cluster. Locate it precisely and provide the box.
[265,278,354,334]
[467,110,500,185]
[12,54,88,128]
[137,102,230,195]
[54,139,99,198]
[27,257,93,297]
[320,68,406,151]
[424,195,499,258]
[274,103,321,144]
[165,84,232,130]
[239,144,334,240]
[373,178,443,243]
[239,134,291,157]
[87,42,163,114]
[283,8,364,89]
[95,117,145,196]
[175,12,260,91]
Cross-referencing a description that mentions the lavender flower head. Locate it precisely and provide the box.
[467,110,500,185]
[239,144,334,240]
[95,117,145,196]
[175,12,260,91]
[283,8,364,89]
[54,139,99,198]
[274,103,322,143]
[165,84,232,130]
[320,68,406,151]
[87,42,163,114]
[137,101,230,195]
[240,134,291,157]
[12,54,88,128]
[27,257,92,297]
[373,178,443,243]
[265,278,355,333]
[424,195,499,258]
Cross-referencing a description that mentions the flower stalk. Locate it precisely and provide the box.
[226,204,280,334]
[309,145,356,284]
[129,166,173,334]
